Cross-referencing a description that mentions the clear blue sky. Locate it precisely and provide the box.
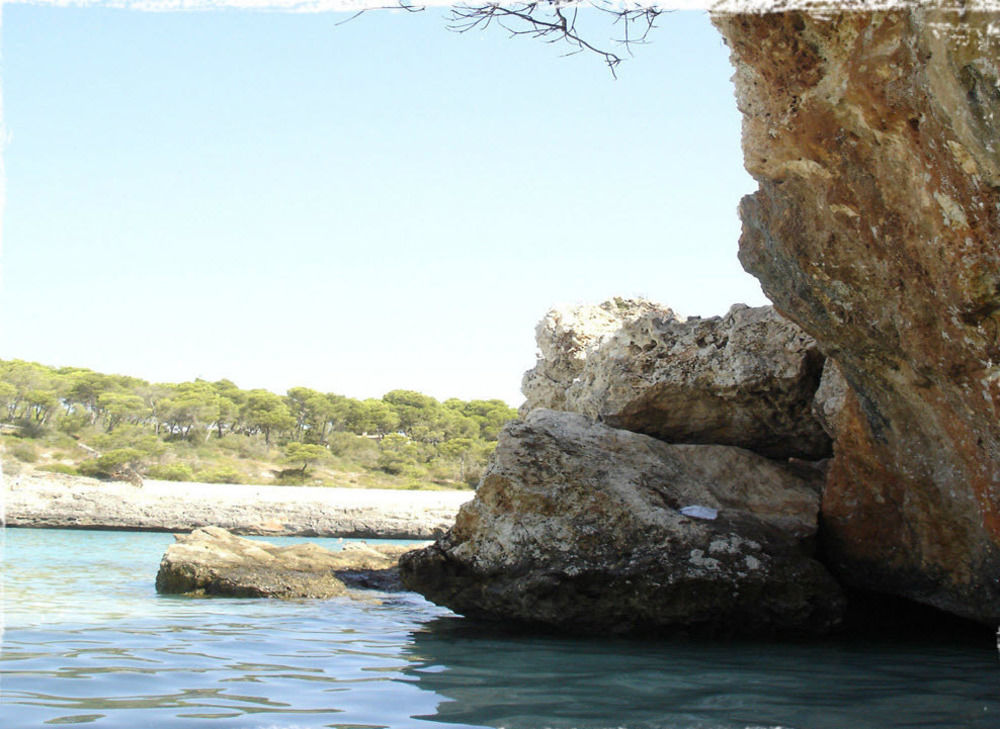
[1,4,765,406]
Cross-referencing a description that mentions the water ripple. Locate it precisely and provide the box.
[3,528,999,729]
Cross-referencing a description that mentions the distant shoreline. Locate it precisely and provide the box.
[2,471,472,540]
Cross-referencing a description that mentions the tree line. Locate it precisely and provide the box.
[0,359,517,488]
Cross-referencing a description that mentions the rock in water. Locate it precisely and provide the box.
[155,526,413,598]
[714,10,1000,622]
[400,410,844,636]
[522,300,830,460]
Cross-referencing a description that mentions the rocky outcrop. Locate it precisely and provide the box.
[404,8,1000,634]
[713,10,1000,622]
[400,410,844,636]
[156,527,349,598]
[155,526,417,597]
[522,300,830,460]
[4,471,472,539]
[520,298,670,415]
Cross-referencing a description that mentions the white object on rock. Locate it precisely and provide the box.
[680,505,718,520]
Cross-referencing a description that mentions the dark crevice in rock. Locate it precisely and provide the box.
[835,588,993,643]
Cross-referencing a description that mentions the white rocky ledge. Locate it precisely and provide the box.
[3,471,473,539]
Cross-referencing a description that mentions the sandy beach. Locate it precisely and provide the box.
[2,471,473,539]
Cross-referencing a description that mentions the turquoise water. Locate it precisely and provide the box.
[2,528,999,729]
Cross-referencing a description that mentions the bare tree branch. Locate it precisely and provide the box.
[446,2,664,77]
[336,0,426,28]
[335,10,367,26]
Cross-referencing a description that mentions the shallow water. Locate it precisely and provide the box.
[2,528,998,729]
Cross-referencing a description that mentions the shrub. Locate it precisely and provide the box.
[93,426,166,458]
[56,411,89,436]
[328,432,378,462]
[215,434,241,452]
[78,448,146,480]
[195,466,244,484]
[9,440,39,463]
[48,432,81,450]
[38,463,78,476]
[376,450,410,475]
[232,436,267,460]
[274,470,310,485]
[146,463,194,482]
[48,449,79,462]
[14,418,48,439]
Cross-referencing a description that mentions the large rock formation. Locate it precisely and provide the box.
[713,9,1000,622]
[156,526,416,597]
[522,299,830,460]
[400,410,844,636]
[409,8,1000,634]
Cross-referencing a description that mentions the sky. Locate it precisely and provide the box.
[0,3,766,406]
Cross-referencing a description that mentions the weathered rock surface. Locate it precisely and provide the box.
[522,300,830,460]
[714,10,1000,622]
[811,358,851,440]
[400,410,844,636]
[155,526,417,597]
[520,297,669,414]
[4,471,472,539]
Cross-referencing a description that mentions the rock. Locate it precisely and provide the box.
[155,526,417,598]
[520,297,669,415]
[4,472,471,539]
[811,359,850,440]
[714,10,1000,622]
[333,542,416,592]
[400,410,844,636]
[522,300,830,460]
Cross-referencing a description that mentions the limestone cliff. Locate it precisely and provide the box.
[713,9,1000,622]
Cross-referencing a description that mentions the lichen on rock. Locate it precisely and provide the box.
[400,410,844,636]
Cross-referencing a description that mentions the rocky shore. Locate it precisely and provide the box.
[403,8,1000,636]
[402,302,848,636]
[11,8,1000,643]
[155,526,418,598]
[2,471,472,539]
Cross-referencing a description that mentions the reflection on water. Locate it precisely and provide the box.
[400,617,1000,729]
[2,528,999,729]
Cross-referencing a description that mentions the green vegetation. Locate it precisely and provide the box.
[0,359,517,490]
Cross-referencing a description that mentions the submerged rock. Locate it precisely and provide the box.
[155,526,415,598]
[400,410,844,636]
[522,300,830,460]
[714,9,1000,622]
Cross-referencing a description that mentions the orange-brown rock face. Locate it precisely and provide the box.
[714,10,1000,622]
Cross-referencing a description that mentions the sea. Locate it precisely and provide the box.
[2,527,999,729]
